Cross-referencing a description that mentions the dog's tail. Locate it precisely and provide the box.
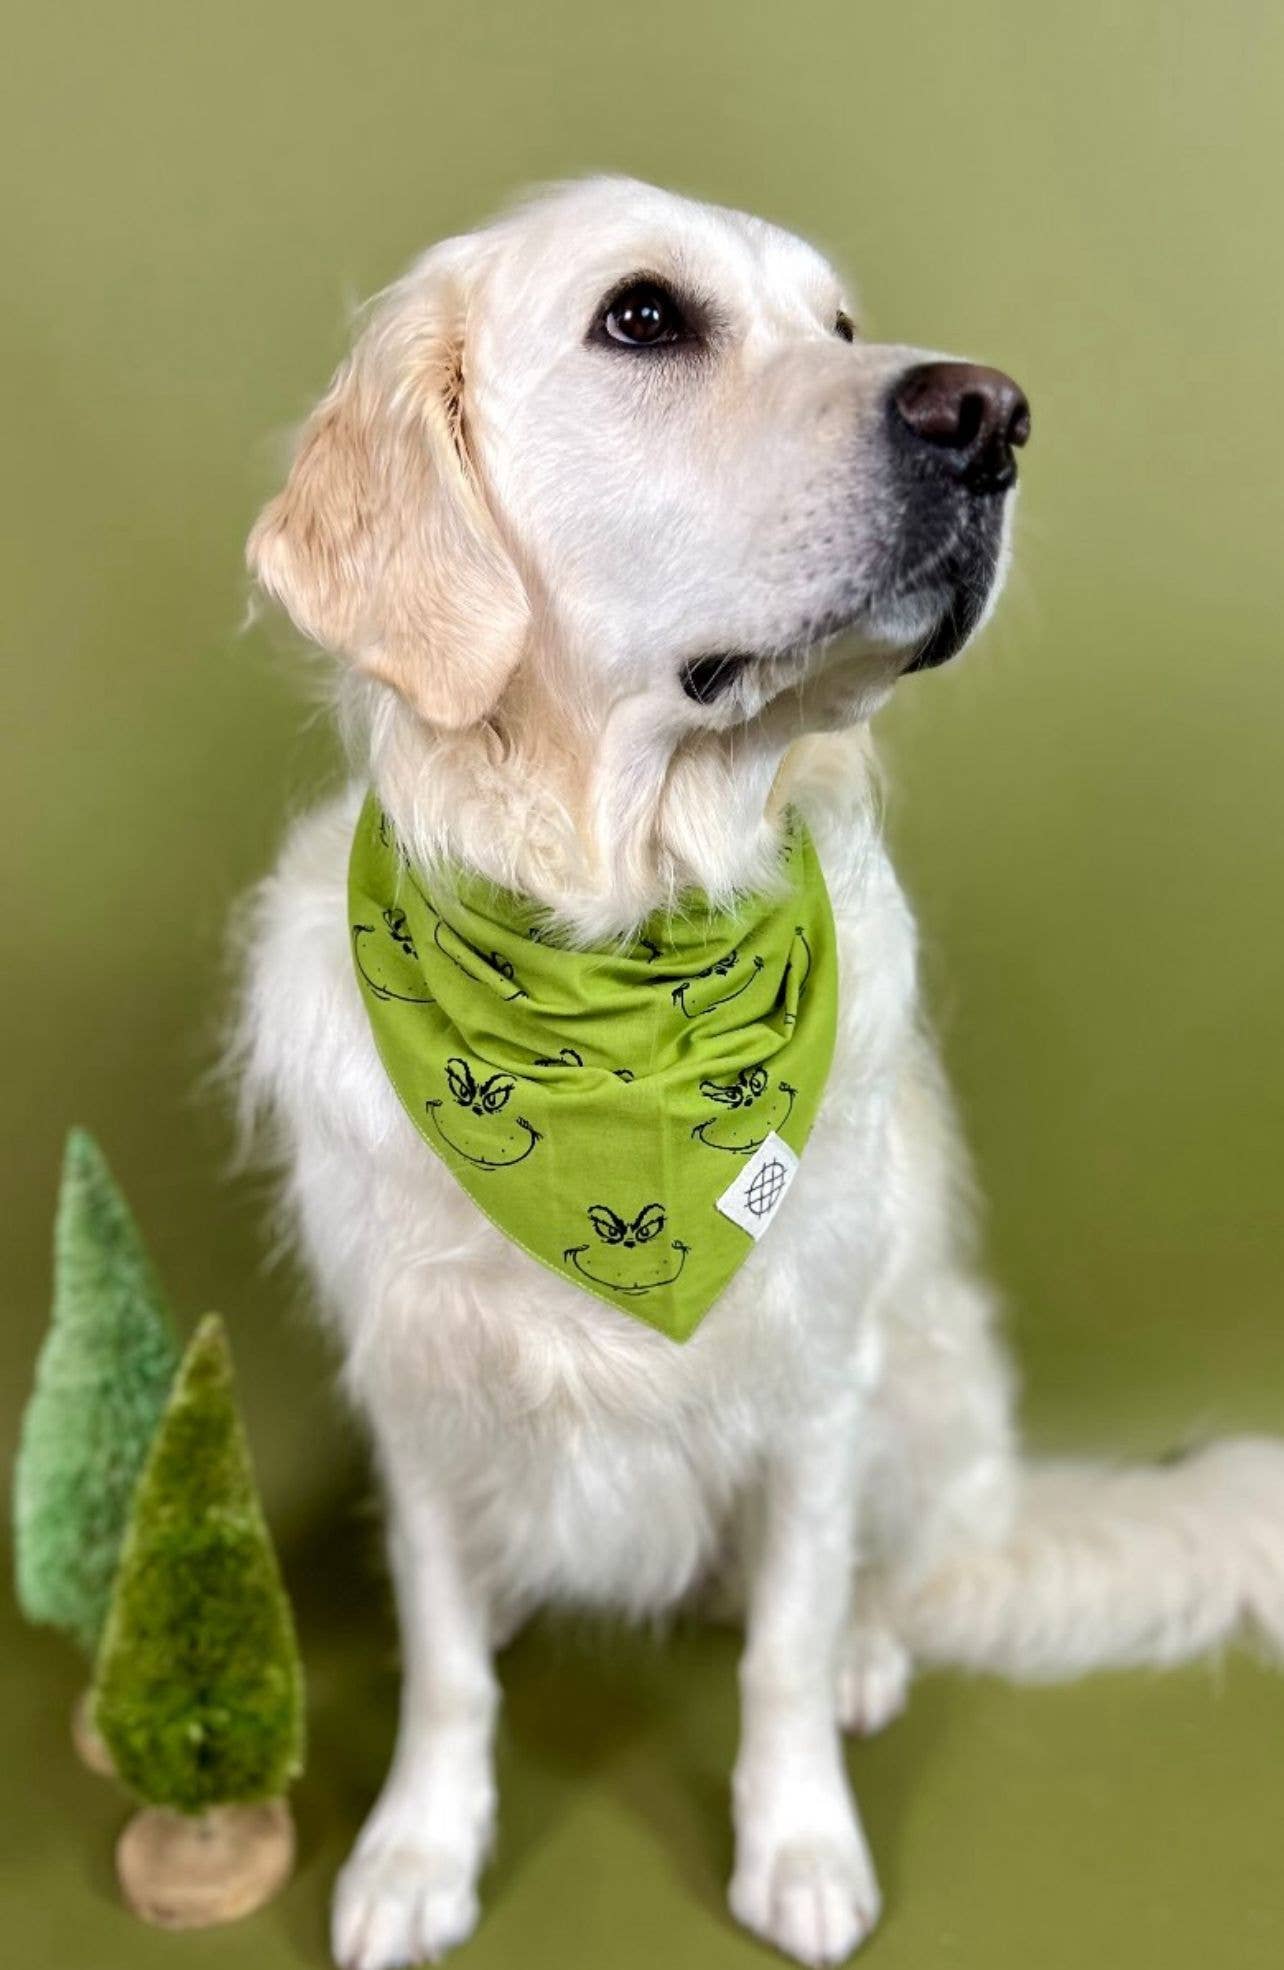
[888,1438,1284,1679]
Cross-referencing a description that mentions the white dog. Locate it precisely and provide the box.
[236,178,1284,1969]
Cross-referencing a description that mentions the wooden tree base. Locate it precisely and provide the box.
[116,1799,295,1928]
[71,1687,116,1778]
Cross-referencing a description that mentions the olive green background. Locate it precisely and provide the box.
[2,2,1281,1965]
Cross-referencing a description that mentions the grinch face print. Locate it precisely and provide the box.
[433,917,526,1000]
[351,909,437,1005]
[692,1065,797,1154]
[670,946,766,1019]
[531,1047,636,1083]
[425,1058,541,1169]
[563,1203,690,1296]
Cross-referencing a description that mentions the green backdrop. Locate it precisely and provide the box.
[2,3,1281,1965]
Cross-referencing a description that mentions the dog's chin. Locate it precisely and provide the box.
[682,509,1008,714]
[896,572,992,674]
[880,522,1006,676]
[677,523,1006,732]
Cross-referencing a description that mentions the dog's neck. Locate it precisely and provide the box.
[350,657,879,943]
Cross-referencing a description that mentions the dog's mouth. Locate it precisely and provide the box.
[680,652,754,705]
[893,522,1004,674]
[850,482,1008,677]
[678,491,1008,708]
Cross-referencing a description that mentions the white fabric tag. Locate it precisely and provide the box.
[715,1131,800,1241]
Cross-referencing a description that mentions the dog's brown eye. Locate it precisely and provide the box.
[600,281,688,349]
[834,311,856,343]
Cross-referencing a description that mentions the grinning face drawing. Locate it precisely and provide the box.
[531,1047,636,1082]
[352,909,437,1004]
[692,1066,797,1153]
[433,918,526,999]
[563,1203,690,1296]
[426,1057,541,1168]
[671,947,766,1019]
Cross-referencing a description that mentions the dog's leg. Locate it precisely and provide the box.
[729,1419,881,1966]
[332,1455,497,1970]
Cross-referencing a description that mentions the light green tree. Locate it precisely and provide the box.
[14,1129,180,1655]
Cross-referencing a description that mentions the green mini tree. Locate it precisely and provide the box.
[13,1129,180,1768]
[93,1314,304,1927]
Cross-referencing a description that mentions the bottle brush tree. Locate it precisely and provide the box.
[92,1313,305,1928]
[13,1128,181,1770]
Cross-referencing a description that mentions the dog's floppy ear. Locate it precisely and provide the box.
[247,246,529,730]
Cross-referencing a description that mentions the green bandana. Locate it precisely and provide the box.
[348,795,838,1342]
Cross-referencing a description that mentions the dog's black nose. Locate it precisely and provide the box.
[890,362,1030,494]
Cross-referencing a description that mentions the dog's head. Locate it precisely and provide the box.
[246,171,1031,732]
[249,177,1027,748]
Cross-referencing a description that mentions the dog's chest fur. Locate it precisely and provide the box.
[241,781,922,1614]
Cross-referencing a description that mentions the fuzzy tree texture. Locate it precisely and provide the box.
[93,1314,305,1814]
[13,1129,181,1655]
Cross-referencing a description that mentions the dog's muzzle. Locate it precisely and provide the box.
[884,360,1030,672]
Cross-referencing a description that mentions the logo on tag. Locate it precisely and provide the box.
[716,1131,799,1241]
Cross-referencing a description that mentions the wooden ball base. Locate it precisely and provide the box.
[116,1799,295,1928]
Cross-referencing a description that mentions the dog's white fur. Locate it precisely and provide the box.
[236,179,1284,1968]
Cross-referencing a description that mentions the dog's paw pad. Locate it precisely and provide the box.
[836,1628,911,1737]
[331,1844,478,1969]
[730,1836,881,1966]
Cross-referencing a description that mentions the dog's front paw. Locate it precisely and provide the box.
[730,1834,881,1966]
[331,1841,479,1970]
